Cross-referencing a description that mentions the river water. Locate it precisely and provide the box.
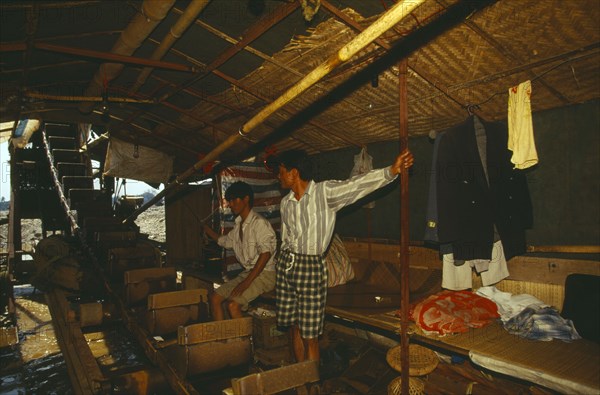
[0,211,167,394]
[0,284,154,394]
[0,284,72,395]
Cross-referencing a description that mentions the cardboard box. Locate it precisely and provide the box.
[164,337,252,377]
[231,360,319,394]
[252,311,288,349]
[108,244,160,280]
[124,267,176,306]
[163,318,253,376]
[145,289,209,335]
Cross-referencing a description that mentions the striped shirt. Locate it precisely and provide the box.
[280,167,397,255]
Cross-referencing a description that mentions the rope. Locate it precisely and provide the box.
[41,129,79,234]
[464,54,597,111]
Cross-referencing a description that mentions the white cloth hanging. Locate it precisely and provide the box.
[508,80,538,169]
[442,240,510,290]
[350,147,375,208]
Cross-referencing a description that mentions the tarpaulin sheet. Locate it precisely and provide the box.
[103,137,173,184]
[215,162,283,271]
[11,119,41,148]
[217,162,283,234]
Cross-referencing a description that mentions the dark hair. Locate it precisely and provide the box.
[277,149,313,181]
[225,181,254,207]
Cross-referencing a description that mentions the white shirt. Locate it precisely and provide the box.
[218,209,277,271]
[280,167,397,255]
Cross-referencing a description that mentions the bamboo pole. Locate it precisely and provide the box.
[124,0,425,224]
[24,92,155,104]
[130,0,210,93]
[242,0,424,133]
[398,59,410,395]
[526,245,600,254]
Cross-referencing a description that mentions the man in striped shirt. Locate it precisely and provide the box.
[273,149,414,363]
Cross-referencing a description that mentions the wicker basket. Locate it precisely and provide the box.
[387,376,425,395]
[386,344,439,376]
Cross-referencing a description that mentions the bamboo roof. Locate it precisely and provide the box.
[1,0,598,174]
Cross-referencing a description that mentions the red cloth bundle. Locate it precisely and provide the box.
[410,290,500,335]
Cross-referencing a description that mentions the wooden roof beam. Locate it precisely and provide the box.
[150,38,361,150]
[182,8,365,149]
[78,0,176,114]
[129,0,210,94]
[125,0,427,224]
[211,70,359,150]
[0,60,87,75]
[11,4,40,138]
[149,74,319,152]
[320,0,467,112]
[0,1,101,10]
[157,0,300,103]
[0,42,196,72]
[178,14,373,126]
[113,1,315,154]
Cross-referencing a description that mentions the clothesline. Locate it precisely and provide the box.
[463,54,587,111]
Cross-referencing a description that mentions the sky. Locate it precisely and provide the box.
[0,141,161,201]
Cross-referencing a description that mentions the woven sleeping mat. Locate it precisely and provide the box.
[326,267,442,309]
[414,321,600,394]
[322,268,441,336]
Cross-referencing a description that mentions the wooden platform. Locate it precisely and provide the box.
[330,241,600,394]
[182,240,600,394]
[413,322,600,394]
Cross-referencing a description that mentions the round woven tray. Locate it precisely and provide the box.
[386,344,439,376]
[387,376,425,395]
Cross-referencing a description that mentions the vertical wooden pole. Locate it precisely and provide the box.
[367,210,373,263]
[398,58,410,395]
[8,146,22,274]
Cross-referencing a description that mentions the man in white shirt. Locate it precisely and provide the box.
[273,149,414,363]
[204,181,277,320]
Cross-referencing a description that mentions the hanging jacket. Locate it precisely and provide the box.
[435,116,533,260]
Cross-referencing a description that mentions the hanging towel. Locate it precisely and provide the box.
[508,80,538,169]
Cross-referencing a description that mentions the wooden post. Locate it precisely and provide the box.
[398,58,410,395]
[8,146,21,275]
[124,0,426,224]
[526,245,600,253]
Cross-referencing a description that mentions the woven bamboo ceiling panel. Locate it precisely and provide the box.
[1,0,598,172]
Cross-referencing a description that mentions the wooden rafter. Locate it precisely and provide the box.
[321,0,468,112]
[0,42,196,72]
[125,0,428,224]
[109,1,302,153]
[147,29,362,149]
